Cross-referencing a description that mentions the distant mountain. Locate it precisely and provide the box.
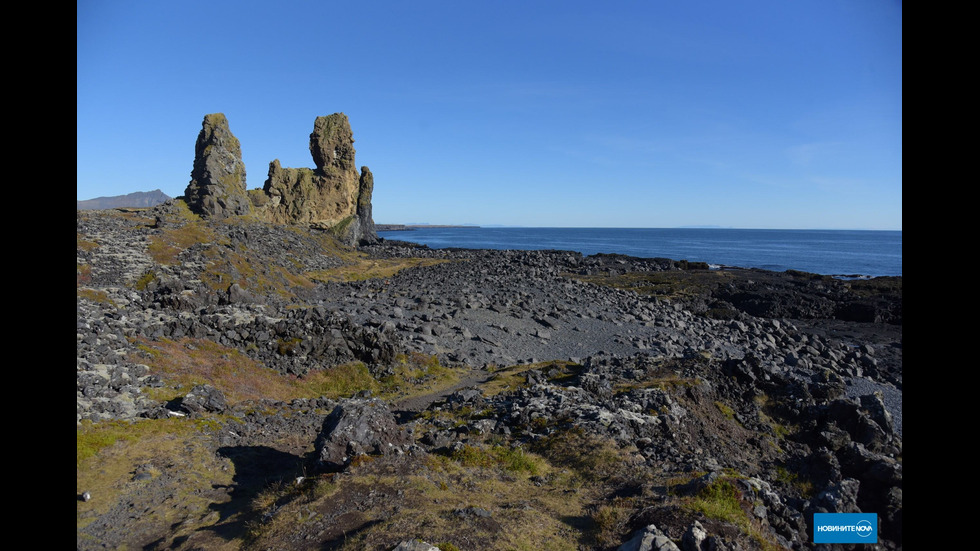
[77,189,171,210]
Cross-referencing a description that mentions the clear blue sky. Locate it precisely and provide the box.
[78,0,902,230]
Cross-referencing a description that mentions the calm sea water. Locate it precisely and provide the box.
[378,227,902,277]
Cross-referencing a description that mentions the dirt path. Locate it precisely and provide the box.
[391,367,494,417]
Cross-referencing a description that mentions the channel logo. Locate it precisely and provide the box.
[813,513,877,544]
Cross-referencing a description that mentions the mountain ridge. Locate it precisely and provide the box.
[76,189,171,210]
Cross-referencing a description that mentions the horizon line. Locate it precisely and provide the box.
[378,224,903,232]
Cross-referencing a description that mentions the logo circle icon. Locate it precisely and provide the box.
[856,519,873,538]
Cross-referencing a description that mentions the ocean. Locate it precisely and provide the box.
[377,227,902,277]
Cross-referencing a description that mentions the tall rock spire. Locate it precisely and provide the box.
[184,113,252,218]
[355,166,377,245]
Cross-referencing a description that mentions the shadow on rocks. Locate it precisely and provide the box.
[198,445,308,542]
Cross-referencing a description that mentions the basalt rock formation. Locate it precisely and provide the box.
[183,113,252,218]
[184,112,377,245]
[256,113,377,245]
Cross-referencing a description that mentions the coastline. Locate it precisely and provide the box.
[77,206,902,550]
[376,226,902,278]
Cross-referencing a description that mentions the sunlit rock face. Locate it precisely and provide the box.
[184,113,252,218]
[184,112,378,245]
[257,113,376,245]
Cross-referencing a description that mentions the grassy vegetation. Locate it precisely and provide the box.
[76,263,92,286]
[306,362,382,398]
[202,243,323,298]
[148,210,448,297]
[590,500,633,548]
[715,401,737,420]
[681,475,786,551]
[774,465,815,498]
[133,201,455,302]
[77,417,216,466]
[79,349,790,551]
[327,215,356,239]
[306,256,449,283]
[613,372,701,394]
[688,479,743,523]
[133,270,156,291]
[133,338,463,405]
[391,351,446,381]
[77,416,233,537]
[246,448,591,550]
[134,337,384,403]
[449,444,546,476]
[529,425,630,482]
[143,207,306,297]
[148,220,217,266]
[171,198,202,222]
[753,394,799,441]
[77,287,115,306]
[77,233,99,252]
[480,360,578,397]
[379,351,462,401]
[118,210,158,226]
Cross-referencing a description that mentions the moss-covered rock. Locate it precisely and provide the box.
[185,112,377,244]
[184,113,252,218]
[254,113,377,245]
[310,113,357,175]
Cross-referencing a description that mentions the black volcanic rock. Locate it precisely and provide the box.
[76,204,901,550]
[314,398,413,471]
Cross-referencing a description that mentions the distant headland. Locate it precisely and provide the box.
[375,224,480,231]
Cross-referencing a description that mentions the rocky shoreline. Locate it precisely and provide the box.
[77,202,901,550]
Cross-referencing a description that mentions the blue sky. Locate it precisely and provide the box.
[77,0,901,230]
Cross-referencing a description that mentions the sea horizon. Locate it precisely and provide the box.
[385,224,902,232]
[377,226,902,277]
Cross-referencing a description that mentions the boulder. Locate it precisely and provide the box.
[314,398,413,471]
[179,384,227,414]
[680,521,707,551]
[226,282,253,304]
[618,523,680,551]
[390,541,439,551]
[184,113,251,218]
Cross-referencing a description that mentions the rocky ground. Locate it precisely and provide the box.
[77,202,902,550]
